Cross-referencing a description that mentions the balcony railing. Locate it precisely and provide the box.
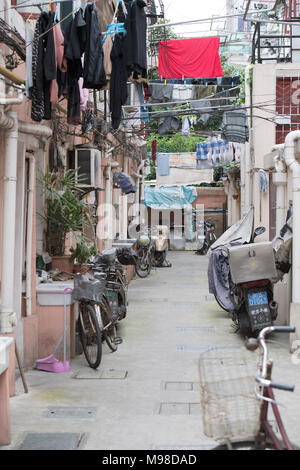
[251,21,300,63]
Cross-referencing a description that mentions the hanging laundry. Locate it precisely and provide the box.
[158,37,224,79]
[31,11,57,122]
[63,8,87,124]
[25,23,34,99]
[193,85,217,100]
[152,139,157,162]
[83,3,106,90]
[150,83,173,103]
[182,117,191,137]
[50,21,67,103]
[221,108,249,143]
[191,99,212,124]
[172,84,193,101]
[143,82,151,101]
[110,34,128,129]
[102,34,113,90]
[123,0,147,79]
[157,154,170,177]
[158,116,180,136]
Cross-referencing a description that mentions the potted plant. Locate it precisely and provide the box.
[40,169,89,272]
[70,242,97,273]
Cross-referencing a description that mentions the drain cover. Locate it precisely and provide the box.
[176,327,216,333]
[72,369,128,379]
[43,407,97,419]
[18,433,82,450]
[176,344,219,353]
[158,403,202,416]
[100,369,128,379]
[163,381,200,391]
[72,369,101,379]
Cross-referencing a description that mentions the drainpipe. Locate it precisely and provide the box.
[18,120,52,139]
[0,112,18,333]
[133,160,145,227]
[25,154,35,317]
[273,153,287,235]
[284,131,300,305]
[0,87,24,106]
[103,165,113,249]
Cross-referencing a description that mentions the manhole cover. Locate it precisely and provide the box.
[176,327,216,333]
[18,433,82,450]
[43,407,97,419]
[72,369,128,380]
[164,382,193,391]
[158,403,201,415]
[176,344,219,353]
[100,369,128,379]
[72,369,101,379]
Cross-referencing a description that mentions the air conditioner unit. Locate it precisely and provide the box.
[74,148,102,188]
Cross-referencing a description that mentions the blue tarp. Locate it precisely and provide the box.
[144,185,197,242]
[144,185,197,210]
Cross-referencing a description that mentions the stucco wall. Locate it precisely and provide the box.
[156,152,214,186]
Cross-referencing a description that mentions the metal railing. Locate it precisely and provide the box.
[251,21,300,63]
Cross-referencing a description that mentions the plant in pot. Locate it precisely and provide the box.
[70,241,97,273]
[40,168,89,272]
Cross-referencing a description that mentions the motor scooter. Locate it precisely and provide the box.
[208,208,292,337]
[151,225,170,267]
[195,219,217,255]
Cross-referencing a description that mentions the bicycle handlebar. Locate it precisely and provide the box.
[256,326,296,394]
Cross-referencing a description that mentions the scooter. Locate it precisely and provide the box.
[151,225,170,267]
[208,221,292,337]
[195,220,217,255]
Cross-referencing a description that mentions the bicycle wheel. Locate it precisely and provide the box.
[78,303,102,369]
[135,248,151,278]
[99,296,118,352]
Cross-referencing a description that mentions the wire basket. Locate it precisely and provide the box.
[72,273,106,303]
[199,348,261,442]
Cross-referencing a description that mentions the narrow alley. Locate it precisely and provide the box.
[3,252,300,451]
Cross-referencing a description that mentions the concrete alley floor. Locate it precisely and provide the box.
[2,251,300,450]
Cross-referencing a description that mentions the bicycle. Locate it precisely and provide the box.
[135,227,155,278]
[199,326,298,450]
[73,255,121,369]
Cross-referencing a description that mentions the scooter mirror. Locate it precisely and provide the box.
[253,226,266,239]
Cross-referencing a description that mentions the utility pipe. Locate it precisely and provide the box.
[284,131,300,304]
[18,120,52,138]
[273,153,287,235]
[0,87,24,106]
[134,160,145,227]
[0,108,14,129]
[25,154,35,317]
[0,112,18,334]
[0,65,25,86]
[103,164,113,249]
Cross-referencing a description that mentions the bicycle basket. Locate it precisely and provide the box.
[117,247,138,266]
[198,348,261,442]
[137,235,150,247]
[93,248,116,266]
[72,273,107,303]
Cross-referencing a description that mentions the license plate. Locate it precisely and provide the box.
[248,291,268,307]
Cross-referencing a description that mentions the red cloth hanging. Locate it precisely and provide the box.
[152,140,157,162]
[158,37,224,79]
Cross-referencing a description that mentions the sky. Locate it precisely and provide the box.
[162,0,228,36]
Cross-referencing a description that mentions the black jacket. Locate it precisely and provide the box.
[124,0,147,79]
[83,4,106,89]
[110,34,128,130]
[31,11,56,122]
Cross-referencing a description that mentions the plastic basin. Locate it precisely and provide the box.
[36,282,74,306]
[0,336,13,375]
